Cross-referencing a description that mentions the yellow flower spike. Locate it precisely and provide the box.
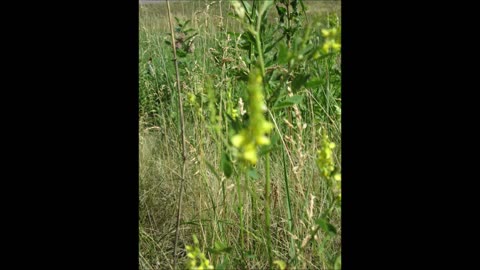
[231,67,273,165]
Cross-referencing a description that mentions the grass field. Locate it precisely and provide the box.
[139,1,341,269]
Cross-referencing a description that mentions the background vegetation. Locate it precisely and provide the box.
[139,1,341,269]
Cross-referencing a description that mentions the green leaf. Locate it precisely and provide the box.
[215,256,230,270]
[306,79,322,88]
[275,5,287,18]
[245,251,256,259]
[216,262,227,270]
[271,132,280,147]
[285,94,303,104]
[205,161,221,181]
[239,31,255,50]
[221,152,233,178]
[241,1,252,17]
[183,19,191,29]
[278,43,289,64]
[207,242,233,254]
[315,218,337,236]
[334,255,341,270]
[176,50,187,58]
[181,221,200,226]
[247,168,259,180]
[292,74,310,92]
[273,95,303,110]
[259,0,274,17]
[264,37,282,55]
[174,16,182,27]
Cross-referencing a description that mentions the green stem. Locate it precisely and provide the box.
[282,146,296,263]
[265,152,273,269]
[254,17,265,76]
[166,1,187,268]
[235,171,245,251]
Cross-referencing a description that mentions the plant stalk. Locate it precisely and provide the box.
[166,0,187,269]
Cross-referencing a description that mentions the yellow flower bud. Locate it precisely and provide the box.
[243,147,258,164]
[231,134,245,148]
[232,1,245,20]
[257,135,270,145]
